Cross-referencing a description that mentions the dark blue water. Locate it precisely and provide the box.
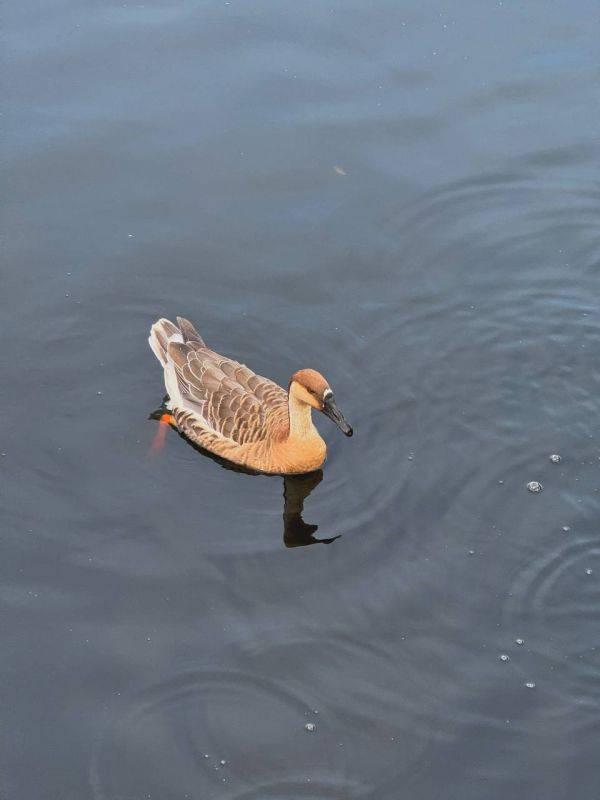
[2,2,600,798]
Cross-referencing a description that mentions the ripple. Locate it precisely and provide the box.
[503,537,600,715]
[505,538,600,635]
[90,667,357,800]
[343,168,600,533]
[90,633,446,799]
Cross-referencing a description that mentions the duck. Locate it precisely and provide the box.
[149,317,352,475]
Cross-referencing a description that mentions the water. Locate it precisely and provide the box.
[2,2,600,798]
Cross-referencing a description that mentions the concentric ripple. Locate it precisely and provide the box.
[503,536,600,717]
[90,666,365,800]
[90,629,456,800]
[334,168,600,543]
[505,539,600,631]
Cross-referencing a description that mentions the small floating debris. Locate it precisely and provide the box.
[525,681,536,689]
[304,722,316,733]
[468,549,475,555]
[585,568,593,575]
[526,481,543,493]
[220,759,227,766]
[515,638,524,646]
[562,526,571,532]
[333,165,347,176]
[499,654,510,662]
[96,391,103,396]
[549,454,561,463]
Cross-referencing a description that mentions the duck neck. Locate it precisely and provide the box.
[287,394,317,440]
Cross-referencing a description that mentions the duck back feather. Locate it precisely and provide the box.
[150,317,289,447]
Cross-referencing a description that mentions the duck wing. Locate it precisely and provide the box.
[167,340,287,444]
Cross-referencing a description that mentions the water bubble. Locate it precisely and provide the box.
[515,638,524,646]
[499,654,510,662]
[562,526,571,532]
[585,568,593,575]
[97,391,103,396]
[220,759,226,766]
[526,481,543,493]
[468,549,475,555]
[304,722,316,733]
[525,681,536,689]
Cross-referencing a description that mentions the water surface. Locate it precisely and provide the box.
[2,1,600,798]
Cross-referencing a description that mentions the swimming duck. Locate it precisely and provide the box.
[149,317,352,474]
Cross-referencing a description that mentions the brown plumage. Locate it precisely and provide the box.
[149,317,352,474]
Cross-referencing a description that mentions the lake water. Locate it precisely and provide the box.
[3,2,600,798]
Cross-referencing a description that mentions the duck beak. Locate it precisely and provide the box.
[322,397,353,437]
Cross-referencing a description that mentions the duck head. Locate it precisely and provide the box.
[289,368,353,437]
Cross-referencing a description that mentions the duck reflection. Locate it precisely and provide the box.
[282,470,340,548]
[150,406,340,548]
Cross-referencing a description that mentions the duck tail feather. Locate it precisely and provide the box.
[176,316,206,346]
[148,317,181,366]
